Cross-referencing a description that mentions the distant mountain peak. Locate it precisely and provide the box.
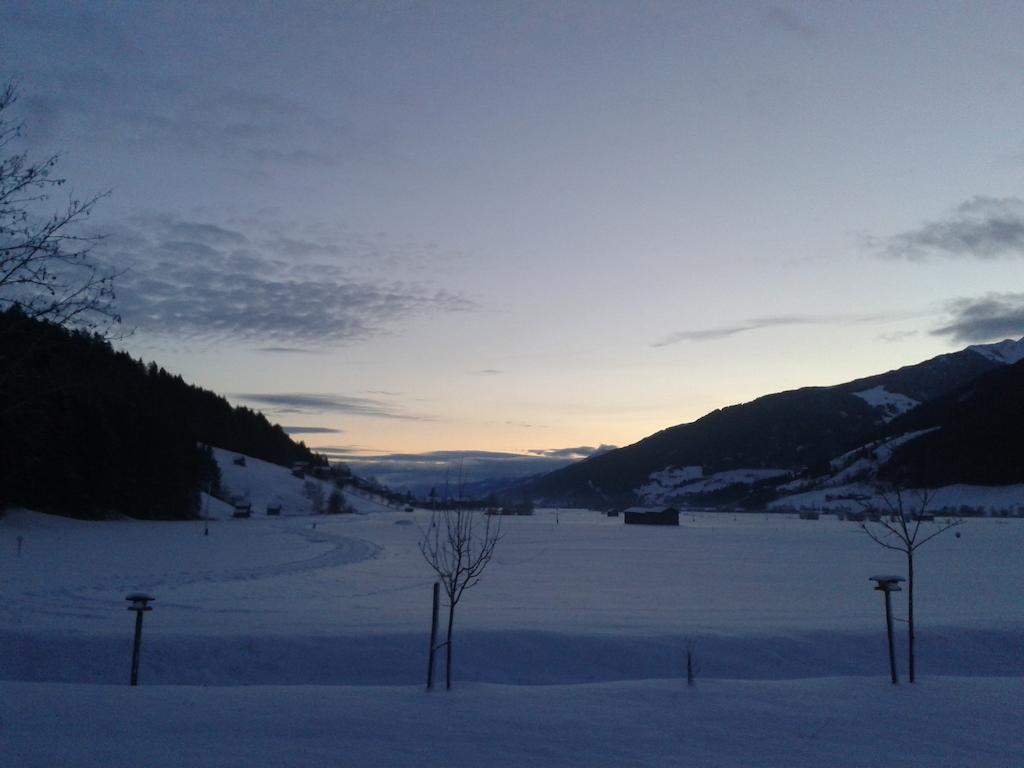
[967,337,1024,365]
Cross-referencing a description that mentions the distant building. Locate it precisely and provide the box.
[623,506,679,526]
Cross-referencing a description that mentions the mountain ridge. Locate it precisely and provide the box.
[512,339,1024,507]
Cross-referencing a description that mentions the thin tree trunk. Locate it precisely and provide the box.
[426,582,439,690]
[907,550,915,683]
[445,602,455,690]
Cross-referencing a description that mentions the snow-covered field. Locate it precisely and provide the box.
[2,495,1022,766]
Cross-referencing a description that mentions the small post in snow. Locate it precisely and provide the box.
[870,576,904,685]
[16,535,23,558]
[126,593,154,686]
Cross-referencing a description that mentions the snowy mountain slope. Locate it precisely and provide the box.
[639,467,791,505]
[755,359,1024,510]
[821,429,939,486]
[521,340,1024,507]
[770,481,1024,515]
[878,357,1024,486]
[210,447,390,517]
[966,336,1024,364]
[851,385,919,422]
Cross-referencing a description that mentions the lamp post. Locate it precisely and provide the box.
[870,576,904,685]
[126,593,154,686]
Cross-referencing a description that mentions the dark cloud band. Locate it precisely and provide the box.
[234,392,433,421]
[932,293,1024,343]
[872,196,1024,260]
[97,213,472,345]
[652,312,917,347]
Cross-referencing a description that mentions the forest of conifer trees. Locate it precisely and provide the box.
[0,307,325,519]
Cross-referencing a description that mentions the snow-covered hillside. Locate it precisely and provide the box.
[209,447,390,517]
[967,336,1024,364]
[640,466,791,505]
[852,385,920,421]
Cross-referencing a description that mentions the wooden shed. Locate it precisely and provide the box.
[623,506,680,526]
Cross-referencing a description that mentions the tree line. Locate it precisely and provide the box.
[0,307,324,520]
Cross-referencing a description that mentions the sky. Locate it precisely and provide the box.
[3,1,1024,482]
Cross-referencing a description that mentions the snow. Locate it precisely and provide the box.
[967,337,1024,364]
[208,447,389,517]
[2,484,1023,766]
[647,465,704,486]
[640,467,790,504]
[852,385,920,421]
[4,677,1022,768]
[771,482,1024,515]
[817,429,938,487]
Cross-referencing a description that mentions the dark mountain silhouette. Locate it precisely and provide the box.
[0,308,324,520]
[882,359,1024,487]
[515,343,1019,507]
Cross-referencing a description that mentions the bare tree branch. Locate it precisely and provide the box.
[419,508,502,689]
[0,81,119,337]
[860,482,962,682]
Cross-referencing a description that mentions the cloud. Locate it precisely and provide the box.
[652,312,916,347]
[872,197,1024,260]
[255,346,322,354]
[281,426,343,435]
[300,444,379,458]
[98,213,473,344]
[653,325,757,345]
[475,368,502,375]
[931,293,1024,343]
[363,450,539,464]
[764,7,817,38]
[527,444,617,460]
[878,330,919,343]
[234,392,434,421]
[0,6,396,178]
[336,448,599,494]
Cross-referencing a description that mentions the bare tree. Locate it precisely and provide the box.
[419,509,501,690]
[861,485,961,683]
[0,82,118,333]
